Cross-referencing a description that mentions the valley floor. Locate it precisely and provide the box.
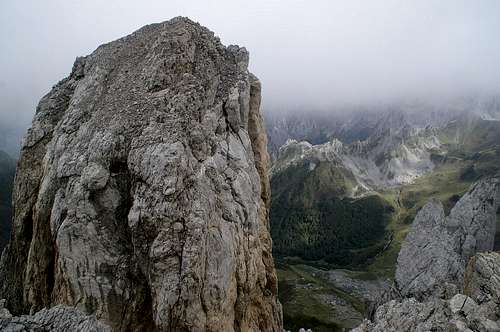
[277,261,390,331]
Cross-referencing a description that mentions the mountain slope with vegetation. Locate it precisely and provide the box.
[271,159,393,266]
[271,110,500,330]
[271,113,500,271]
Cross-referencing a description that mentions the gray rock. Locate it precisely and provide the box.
[395,178,499,298]
[81,162,110,191]
[464,252,500,308]
[355,179,500,332]
[352,297,453,332]
[449,294,478,315]
[447,179,499,261]
[0,17,282,331]
[0,303,111,331]
[0,299,12,319]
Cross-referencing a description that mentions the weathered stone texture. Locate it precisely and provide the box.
[0,17,282,332]
[355,179,500,332]
[0,300,111,332]
[464,252,500,308]
[395,178,499,298]
[353,293,500,332]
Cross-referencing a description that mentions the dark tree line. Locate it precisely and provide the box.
[270,161,393,267]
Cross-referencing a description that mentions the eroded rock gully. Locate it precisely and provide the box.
[0,17,282,332]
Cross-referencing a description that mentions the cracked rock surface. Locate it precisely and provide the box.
[352,292,500,332]
[0,17,282,331]
[395,178,499,299]
[463,252,500,311]
[0,299,111,332]
[353,254,500,332]
[354,180,500,332]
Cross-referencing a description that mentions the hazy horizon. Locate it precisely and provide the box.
[1,1,500,128]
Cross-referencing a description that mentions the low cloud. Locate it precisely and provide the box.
[1,0,499,127]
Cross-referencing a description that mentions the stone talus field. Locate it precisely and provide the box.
[0,17,282,331]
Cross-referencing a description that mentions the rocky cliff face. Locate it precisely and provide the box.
[269,96,500,194]
[0,17,282,331]
[395,178,499,299]
[355,179,500,331]
[354,252,500,332]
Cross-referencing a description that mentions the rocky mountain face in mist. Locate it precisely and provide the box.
[272,124,440,195]
[271,102,500,196]
[265,96,500,160]
[0,150,15,250]
[269,110,440,195]
[0,17,282,331]
[354,178,500,331]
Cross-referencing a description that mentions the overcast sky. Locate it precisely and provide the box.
[1,0,500,126]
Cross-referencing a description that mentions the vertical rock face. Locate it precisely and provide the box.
[0,17,282,331]
[395,178,499,298]
[355,253,500,332]
[463,252,500,308]
[354,180,500,332]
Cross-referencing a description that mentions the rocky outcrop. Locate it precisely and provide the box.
[0,17,282,331]
[0,299,111,332]
[395,178,499,298]
[355,253,500,332]
[354,179,500,331]
[353,292,500,332]
[0,150,15,250]
[463,252,500,309]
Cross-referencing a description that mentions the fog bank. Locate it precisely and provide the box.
[1,0,499,129]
